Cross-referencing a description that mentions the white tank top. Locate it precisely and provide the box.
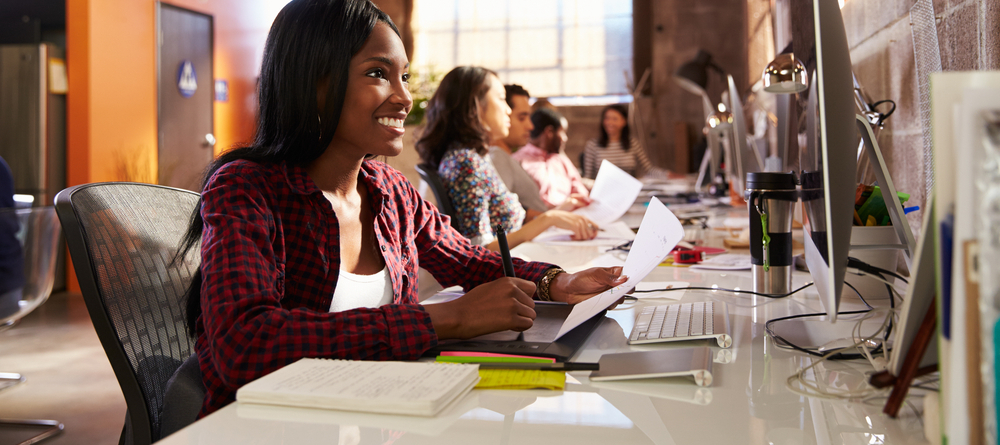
[329,267,393,312]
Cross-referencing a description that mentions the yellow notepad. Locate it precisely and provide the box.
[475,369,565,390]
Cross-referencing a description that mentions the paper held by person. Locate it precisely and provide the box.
[574,160,644,226]
[555,197,684,339]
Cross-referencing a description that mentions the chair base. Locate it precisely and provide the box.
[0,372,26,392]
[0,418,65,445]
[0,373,64,444]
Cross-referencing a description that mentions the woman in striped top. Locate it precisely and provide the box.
[582,104,655,179]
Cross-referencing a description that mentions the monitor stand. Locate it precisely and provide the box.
[854,115,917,271]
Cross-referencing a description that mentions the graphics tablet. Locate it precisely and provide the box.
[423,302,606,362]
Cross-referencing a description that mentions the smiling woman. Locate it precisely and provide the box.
[171,0,627,420]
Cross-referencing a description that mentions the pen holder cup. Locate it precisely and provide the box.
[845,226,900,300]
[746,172,798,295]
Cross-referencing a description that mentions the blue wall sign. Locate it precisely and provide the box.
[214,79,229,102]
[177,60,198,98]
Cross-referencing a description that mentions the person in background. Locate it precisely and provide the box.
[531,97,555,112]
[416,66,600,248]
[0,155,23,319]
[488,84,555,215]
[582,103,657,180]
[177,0,626,417]
[513,108,590,209]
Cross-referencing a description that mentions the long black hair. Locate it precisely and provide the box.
[415,66,496,169]
[177,0,399,337]
[597,103,631,150]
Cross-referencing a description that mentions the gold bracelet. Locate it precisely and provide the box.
[537,267,566,301]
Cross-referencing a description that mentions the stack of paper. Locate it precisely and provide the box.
[532,220,636,246]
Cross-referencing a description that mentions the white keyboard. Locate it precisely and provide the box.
[628,301,733,348]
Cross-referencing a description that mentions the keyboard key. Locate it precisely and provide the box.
[691,302,705,336]
[662,305,678,337]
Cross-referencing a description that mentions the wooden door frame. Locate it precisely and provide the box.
[155,1,214,185]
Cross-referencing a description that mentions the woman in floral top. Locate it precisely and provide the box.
[417,66,599,250]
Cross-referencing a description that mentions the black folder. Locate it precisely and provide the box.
[423,302,606,362]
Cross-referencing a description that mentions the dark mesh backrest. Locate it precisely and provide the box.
[61,183,200,441]
[414,163,463,230]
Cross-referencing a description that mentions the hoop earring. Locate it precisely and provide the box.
[317,114,322,140]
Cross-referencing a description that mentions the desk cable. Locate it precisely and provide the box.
[622,256,927,401]
[630,281,815,299]
[784,308,897,401]
[773,258,923,402]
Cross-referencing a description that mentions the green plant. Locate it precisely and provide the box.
[404,66,443,126]
[115,146,156,184]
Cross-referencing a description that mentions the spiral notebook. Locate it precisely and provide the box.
[236,358,480,417]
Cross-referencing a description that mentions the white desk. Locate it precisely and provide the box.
[159,226,931,444]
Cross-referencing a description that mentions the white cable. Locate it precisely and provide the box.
[785,308,895,400]
[846,268,905,302]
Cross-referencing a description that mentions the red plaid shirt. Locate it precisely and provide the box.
[194,159,553,416]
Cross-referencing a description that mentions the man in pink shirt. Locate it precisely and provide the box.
[512,108,590,208]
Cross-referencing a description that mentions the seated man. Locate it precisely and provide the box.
[488,84,547,214]
[512,108,589,209]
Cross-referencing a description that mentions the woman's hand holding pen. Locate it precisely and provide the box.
[548,266,628,305]
[422,278,537,340]
[539,210,599,240]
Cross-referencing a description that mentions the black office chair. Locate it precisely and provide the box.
[55,182,204,445]
[414,163,464,230]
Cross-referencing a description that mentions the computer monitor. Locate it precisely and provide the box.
[727,74,764,194]
[797,0,857,322]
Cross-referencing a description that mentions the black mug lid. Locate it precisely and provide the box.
[746,172,797,191]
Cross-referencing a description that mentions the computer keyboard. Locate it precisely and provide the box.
[628,301,733,348]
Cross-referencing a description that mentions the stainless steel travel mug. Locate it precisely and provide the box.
[746,172,797,295]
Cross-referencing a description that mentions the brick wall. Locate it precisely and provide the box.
[841,0,1000,231]
[638,0,750,172]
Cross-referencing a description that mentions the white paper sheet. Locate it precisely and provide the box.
[564,253,627,274]
[573,160,643,226]
[555,198,684,339]
[688,254,752,271]
[532,220,635,246]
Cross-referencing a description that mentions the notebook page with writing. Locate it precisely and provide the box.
[574,160,644,226]
[555,198,684,339]
[236,358,480,417]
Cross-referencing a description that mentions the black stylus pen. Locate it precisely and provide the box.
[476,362,600,371]
[495,225,516,278]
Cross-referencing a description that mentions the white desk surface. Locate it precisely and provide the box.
[159,208,930,445]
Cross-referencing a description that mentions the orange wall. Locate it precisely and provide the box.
[65,0,278,290]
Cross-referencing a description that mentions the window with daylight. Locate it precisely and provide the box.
[413,0,634,98]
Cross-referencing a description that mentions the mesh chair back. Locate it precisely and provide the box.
[55,183,201,445]
[414,163,463,230]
